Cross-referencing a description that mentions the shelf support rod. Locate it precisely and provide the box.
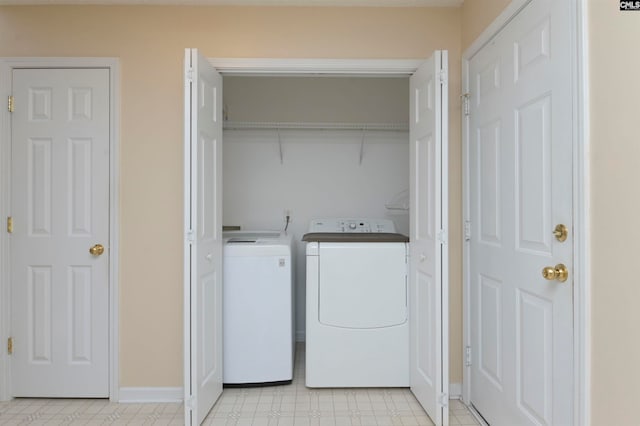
[277,128,283,165]
[359,128,366,165]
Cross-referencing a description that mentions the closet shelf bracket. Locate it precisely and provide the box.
[385,189,410,211]
[359,129,366,166]
[277,128,283,165]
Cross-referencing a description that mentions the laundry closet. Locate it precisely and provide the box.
[221,75,412,338]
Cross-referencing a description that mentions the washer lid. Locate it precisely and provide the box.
[224,231,281,242]
[224,231,292,256]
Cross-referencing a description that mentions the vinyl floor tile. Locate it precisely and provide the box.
[0,345,480,425]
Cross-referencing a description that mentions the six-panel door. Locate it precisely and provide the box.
[10,68,110,397]
[468,0,574,424]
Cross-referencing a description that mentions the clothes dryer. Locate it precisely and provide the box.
[303,218,409,387]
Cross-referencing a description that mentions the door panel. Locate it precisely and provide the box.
[415,271,434,385]
[468,0,573,424]
[415,134,435,241]
[11,68,110,397]
[409,50,448,426]
[515,95,552,254]
[478,120,501,246]
[516,289,553,424]
[184,48,223,426]
[69,139,94,236]
[479,274,502,389]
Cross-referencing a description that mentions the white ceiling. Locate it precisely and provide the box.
[0,0,463,6]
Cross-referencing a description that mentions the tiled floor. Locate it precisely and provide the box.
[0,399,183,425]
[205,387,479,426]
[204,345,480,426]
[0,345,481,425]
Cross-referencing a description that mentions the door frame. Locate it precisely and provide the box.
[185,56,448,421]
[208,58,424,76]
[0,57,121,401]
[461,1,590,425]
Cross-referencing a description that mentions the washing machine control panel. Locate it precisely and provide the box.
[309,218,396,233]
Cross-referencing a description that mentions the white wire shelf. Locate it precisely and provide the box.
[222,121,409,132]
[223,121,409,165]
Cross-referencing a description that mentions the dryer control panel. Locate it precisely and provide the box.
[308,218,396,233]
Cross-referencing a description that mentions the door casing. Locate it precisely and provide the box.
[184,57,449,423]
[461,1,590,425]
[0,57,120,402]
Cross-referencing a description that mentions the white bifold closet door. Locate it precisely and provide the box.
[409,50,449,426]
[183,48,223,426]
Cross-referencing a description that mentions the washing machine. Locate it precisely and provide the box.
[303,218,409,387]
[223,231,294,385]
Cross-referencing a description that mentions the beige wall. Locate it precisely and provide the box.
[7,2,638,420]
[224,76,409,123]
[0,5,463,387]
[460,0,510,51]
[588,1,640,423]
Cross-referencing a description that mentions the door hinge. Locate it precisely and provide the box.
[464,220,471,242]
[438,393,449,407]
[184,396,194,410]
[186,67,194,83]
[437,229,447,245]
[465,346,472,367]
[461,93,470,116]
[7,337,13,355]
[8,95,14,113]
[7,216,13,234]
[186,229,195,244]
[439,70,448,85]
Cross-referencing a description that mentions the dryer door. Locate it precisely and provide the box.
[318,243,407,329]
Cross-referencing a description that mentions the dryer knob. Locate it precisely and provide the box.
[349,223,357,230]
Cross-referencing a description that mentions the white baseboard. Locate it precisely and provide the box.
[449,383,462,399]
[119,387,182,403]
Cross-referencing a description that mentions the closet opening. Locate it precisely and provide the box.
[184,51,449,426]
[221,75,411,340]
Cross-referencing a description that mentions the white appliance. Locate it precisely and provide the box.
[223,231,294,385]
[304,218,409,387]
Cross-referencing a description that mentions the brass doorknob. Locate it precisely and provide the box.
[89,244,105,256]
[553,224,568,242]
[542,264,568,282]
